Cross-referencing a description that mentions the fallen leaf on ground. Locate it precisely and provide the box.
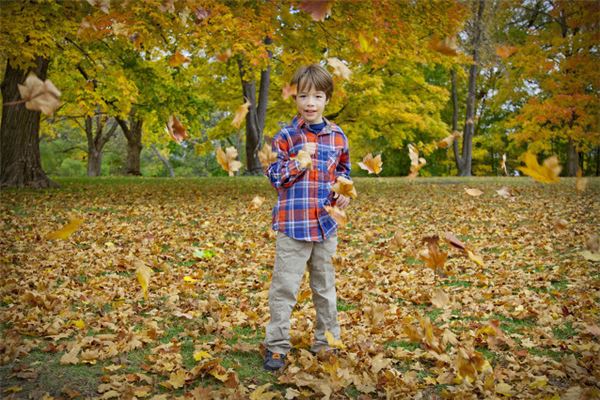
[46,217,84,240]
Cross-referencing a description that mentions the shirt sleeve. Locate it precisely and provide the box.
[267,130,307,189]
[335,133,351,180]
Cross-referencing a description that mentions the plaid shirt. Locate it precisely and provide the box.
[267,116,351,242]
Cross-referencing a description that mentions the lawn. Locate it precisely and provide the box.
[1,176,598,399]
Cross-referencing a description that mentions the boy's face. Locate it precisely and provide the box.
[295,85,328,124]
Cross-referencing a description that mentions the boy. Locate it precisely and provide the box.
[263,64,352,371]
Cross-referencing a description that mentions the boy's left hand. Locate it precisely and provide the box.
[335,194,350,209]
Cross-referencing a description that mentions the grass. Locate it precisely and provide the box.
[385,340,420,351]
[553,322,576,340]
[337,299,357,311]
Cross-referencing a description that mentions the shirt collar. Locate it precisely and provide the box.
[292,115,335,135]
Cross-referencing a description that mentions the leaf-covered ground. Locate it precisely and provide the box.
[1,177,598,399]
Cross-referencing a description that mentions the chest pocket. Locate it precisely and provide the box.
[323,148,341,172]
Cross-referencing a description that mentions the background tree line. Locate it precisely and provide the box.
[1,0,598,188]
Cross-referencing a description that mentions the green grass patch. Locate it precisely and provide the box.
[492,314,536,334]
[426,308,443,322]
[405,257,423,265]
[337,299,357,312]
[439,279,471,288]
[160,324,185,343]
[222,351,276,383]
[553,322,576,340]
[385,340,420,351]
[528,347,564,361]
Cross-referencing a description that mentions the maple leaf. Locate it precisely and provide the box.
[327,57,352,80]
[293,149,313,170]
[576,168,587,193]
[135,262,153,301]
[358,153,382,174]
[216,146,242,176]
[518,152,561,183]
[250,195,264,209]
[166,115,188,143]
[324,206,347,228]
[299,0,333,22]
[193,350,212,361]
[258,143,277,167]
[231,99,251,128]
[46,217,84,240]
[419,236,448,274]
[282,83,297,100]
[332,176,357,199]
[168,51,190,67]
[17,73,62,116]
[161,369,186,389]
[324,330,345,349]
[408,144,426,179]
[216,48,232,63]
[495,45,518,59]
[464,187,483,197]
[429,36,458,56]
[500,153,508,176]
[431,288,450,308]
[438,131,462,149]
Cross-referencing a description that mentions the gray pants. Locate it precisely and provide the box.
[264,232,340,354]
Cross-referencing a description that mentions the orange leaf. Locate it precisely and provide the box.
[231,100,251,129]
[358,153,383,175]
[168,51,190,67]
[282,83,297,100]
[496,45,518,59]
[216,146,242,176]
[216,48,232,63]
[167,115,188,143]
[324,206,347,228]
[299,0,333,22]
[518,152,561,183]
[408,144,426,179]
[258,143,277,167]
[332,176,357,199]
[429,36,458,56]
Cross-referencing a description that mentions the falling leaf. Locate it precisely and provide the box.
[168,51,190,67]
[496,186,516,201]
[431,288,450,308]
[258,143,277,167]
[332,176,357,199]
[327,57,352,80]
[135,262,153,301]
[17,73,62,116]
[216,48,232,62]
[282,83,297,100]
[408,144,426,179]
[250,195,264,209]
[419,236,448,273]
[298,0,333,22]
[193,350,212,361]
[358,153,383,174]
[216,146,242,176]
[293,149,312,170]
[438,131,462,149]
[518,152,561,183]
[464,187,484,197]
[231,100,251,129]
[576,168,587,193]
[444,232,466,251]
[324,206,347,228]
[429,36,458,56]
[500,153,508,176]
[496,45,518,59]
[166,115,188,143]
[324,330,345,349]
[46,217,84,240]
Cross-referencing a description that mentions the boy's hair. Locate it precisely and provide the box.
[291,64,334,100]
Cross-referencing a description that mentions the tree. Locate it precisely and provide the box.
[85,114,119,176]
[0,1,83,187]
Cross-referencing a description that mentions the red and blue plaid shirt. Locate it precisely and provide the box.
[267,116,351,242]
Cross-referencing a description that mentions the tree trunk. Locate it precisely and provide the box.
[0,58,57,188]
[566,137,579,176]
[238,37,272,175]
[455,0,485,177]
[150,144,174,177]
[451,68,465,173]
[117,116,143,175]
[85,115,119,177]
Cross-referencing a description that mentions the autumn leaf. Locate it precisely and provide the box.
[193,249,215,259]
[332,176,357,199]
[60,344,81,365]
[135,262,153,301]
[496,45,518,59]
[299,0,333,22]
[216,48,232,63]
[438,131,462,149]
[324,330,345,349]
[231,99,251,129]
[576,168,587,193]
[496,382,514,397]
[419,236,448,273]
[216,146,242,176]
[258,143,277,167]
[46,217,84,240]
[249,383,280,400]
[327,57,352,80]
[467,250,484,267]
[408,144,426,179]
[496,186,516,201]
[500,153,508,175]
[17,73,62,116]
[464,187,484,197]
[431,288,450,308]
[161,369,186,389]
[358,153,383,175]
[324,206,347,228]
[193,350,212,361]
[429,36,458,56]
[282,83,297,100]
[293,149,312,170]
[166,115,188,143]
[168,51,190,67]
[250,195,264,209]
[518,152,561,183]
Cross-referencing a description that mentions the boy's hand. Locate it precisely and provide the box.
[335,194,350,209]
[304,142,317,155]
